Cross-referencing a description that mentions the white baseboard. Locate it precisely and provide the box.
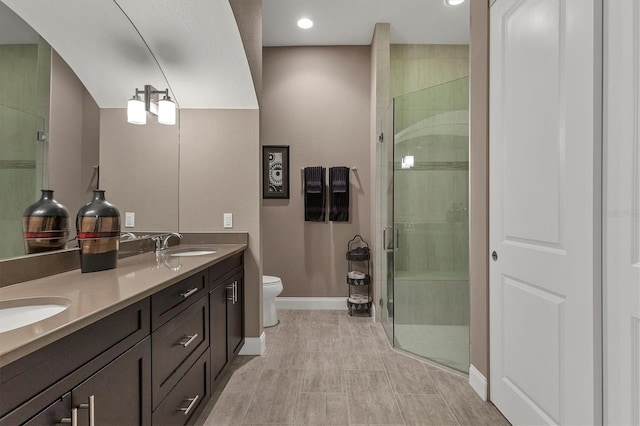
[239,332,266,356]
[469,364,488,401]
[276,297,347,310]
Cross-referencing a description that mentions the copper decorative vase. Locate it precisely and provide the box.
[22,190,70,254]
[76,190,120,273]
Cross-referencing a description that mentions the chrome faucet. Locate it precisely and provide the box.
[120,232,137,241]
[152,232,183,253]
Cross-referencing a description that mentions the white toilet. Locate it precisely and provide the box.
[262,275,283,327]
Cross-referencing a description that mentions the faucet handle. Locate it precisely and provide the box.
[161,232,183,250]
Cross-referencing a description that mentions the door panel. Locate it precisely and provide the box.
[604,1,640,423]
[490,0,601,424]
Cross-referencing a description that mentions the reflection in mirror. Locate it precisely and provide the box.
[0,0,180,261]
[0,3,51,258]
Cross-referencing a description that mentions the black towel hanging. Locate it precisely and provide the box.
[304,166,326,221]
[329,166,349,222]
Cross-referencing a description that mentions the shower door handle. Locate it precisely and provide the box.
[383,227,396,252]
[395,227,399,249]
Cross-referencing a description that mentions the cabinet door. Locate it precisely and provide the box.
[209,282,228,383]
[72,337,151,426]
[227,271,244,359]
[23,394,71,426]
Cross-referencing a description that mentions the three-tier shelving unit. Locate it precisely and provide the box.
[346,235,372,316]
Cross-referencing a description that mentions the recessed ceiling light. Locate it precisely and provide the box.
[444,0,465,5]
[297,18,313,29]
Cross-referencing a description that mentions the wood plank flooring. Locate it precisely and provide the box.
[197,310,509,425]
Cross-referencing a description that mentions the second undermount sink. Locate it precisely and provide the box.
[169,249,217,257]
[0,297,71,333]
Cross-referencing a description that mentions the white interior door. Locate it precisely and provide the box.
[489,0,602,424]
[604,1,640,424]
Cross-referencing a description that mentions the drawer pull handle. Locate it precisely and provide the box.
[59,408,78,426]
[78,395,95,426]
[180,287,199,299]
[177,333,199,347]
[178,394,199,416]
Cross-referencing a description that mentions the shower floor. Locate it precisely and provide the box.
[393,323,469,373]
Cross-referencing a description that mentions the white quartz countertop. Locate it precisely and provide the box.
[0,244,246,367]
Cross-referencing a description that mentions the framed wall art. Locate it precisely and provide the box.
[262,145,290,199]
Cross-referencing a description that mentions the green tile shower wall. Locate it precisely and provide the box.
[0,42,51,259]
[390,45,469,328]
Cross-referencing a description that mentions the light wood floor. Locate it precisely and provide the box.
[197,309,509,425]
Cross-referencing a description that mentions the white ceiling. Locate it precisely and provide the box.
[262,0,470,46]
[1,0,469,109]
[0,0,258,109]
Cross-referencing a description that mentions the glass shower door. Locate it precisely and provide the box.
[392,77,470,372]
[378,103,394,340]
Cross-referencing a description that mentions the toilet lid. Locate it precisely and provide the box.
[263,275,282,286]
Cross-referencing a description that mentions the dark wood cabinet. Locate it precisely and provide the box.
[151,350,210,426]
[209,254,244,387]
[152,295,209,408]
[209,282,228,382]
[72,337,151,426]
[0,250,245,426]
[12,337,151,426]
[227,270,244,359]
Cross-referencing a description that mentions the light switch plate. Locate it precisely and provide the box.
[223,213,233,228]
[125,212,135,227]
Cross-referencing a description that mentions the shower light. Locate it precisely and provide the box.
[127,85,177,125]
[444,0,465,5]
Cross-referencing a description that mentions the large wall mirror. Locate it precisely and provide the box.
[0,1,180,260]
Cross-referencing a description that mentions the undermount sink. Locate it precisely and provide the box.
[169,249,217,257]
[0,297,71,333]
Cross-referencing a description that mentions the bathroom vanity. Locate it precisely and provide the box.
[0,245,245,426]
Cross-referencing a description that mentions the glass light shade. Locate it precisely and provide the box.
[158,97,176,125]
[127,98,146,125]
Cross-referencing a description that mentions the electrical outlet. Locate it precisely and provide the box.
[125,212,135,227]
[223,213,233,228]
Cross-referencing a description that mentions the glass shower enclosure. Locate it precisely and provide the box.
[380,77,470,373]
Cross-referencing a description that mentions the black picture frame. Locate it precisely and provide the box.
[262,145,290,199]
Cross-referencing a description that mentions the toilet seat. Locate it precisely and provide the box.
[263,275,282,286]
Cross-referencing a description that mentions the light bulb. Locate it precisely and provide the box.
[445,0,465,5]
[158,96,176,125]
[297,18,313,29]
[127,97,146,125]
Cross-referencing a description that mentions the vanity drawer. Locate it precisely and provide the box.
[152,295,209,409]
[208,253,243,284]
[151,269,208,330]
[152,350,210,426]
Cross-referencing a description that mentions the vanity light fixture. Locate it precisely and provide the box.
[127,85,176,125]
[444,0,466,5]
[297,17,313,29]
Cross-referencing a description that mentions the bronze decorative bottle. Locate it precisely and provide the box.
[76,190,120,273]
[22,189,70,254]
